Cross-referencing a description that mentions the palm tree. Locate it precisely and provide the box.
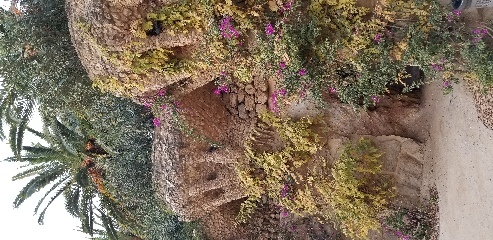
[5,117,119,239]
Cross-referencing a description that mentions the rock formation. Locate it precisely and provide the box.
[66,0,212,98]
[151,83,264,221]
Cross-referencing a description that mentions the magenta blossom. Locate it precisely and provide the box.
[281,210,289,218]
[219,16,240,39]
[329,87,337,93]
[279,61,286,69]
[371,95,381,103]
[281,1,291,12]
[153,118,161,127]
[157,88,166,97]
[265,23,275,35]
[277,88,287,96]
[174,101,181,109]
[143,101,152,109]
[298,68,307,76]
[432,63,443,71]
[443,80,451,88]
[213,84,229,95]
[161,104,167,110]
[374,33,382,43]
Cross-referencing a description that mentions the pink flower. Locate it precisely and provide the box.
[298,68,307,76]
[174,101,181,109]
[277,88,287,96]
[143,101,152,109]
[329,87,337,93]
[474,28,480,35]
[371,95,381,103]
[270,94,279,112]
[481,29,488,35]
[281,1,291,12]
[266,23,275,35]
[213,84,229,95]
[443,80,451,88]
[280,183,289,198]
[299,89,306,99]
[374,33,382,43]
[153,118,161,127]
[279,61,286,69]
[157,88,166,97]
[161,104,167,110]
[281,211,288,218]
[432,63,443,71]
[219,16,240,39]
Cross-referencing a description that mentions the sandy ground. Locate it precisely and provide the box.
[421,80,493,239]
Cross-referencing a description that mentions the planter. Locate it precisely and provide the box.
[453,0,493,10]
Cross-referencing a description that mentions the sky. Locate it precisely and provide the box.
[0,113,88,239]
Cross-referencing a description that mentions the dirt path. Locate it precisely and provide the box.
[421,81,493,239]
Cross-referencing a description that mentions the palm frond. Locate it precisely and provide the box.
[11,164,50,180]
[0,89,13,140]
[34,175,71,215]
[13,164,66,207]
[37,180,72,225]
[97,208,119,240]
[5,152,68,165]
[26,127,45,140]
[22,145,57,155]
[64,185,81,217]
[81,188,95,236]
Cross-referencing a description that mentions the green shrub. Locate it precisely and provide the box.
[236,111,321,222]
[327,138,394,240]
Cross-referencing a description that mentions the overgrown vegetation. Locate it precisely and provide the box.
[2,0,490,239]
[328,138,394,239]
[0,1,200,239]
[237,112,394,239]
[380,187,440,240]
[236,111,321,222]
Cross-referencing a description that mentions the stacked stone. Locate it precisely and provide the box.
[225,74,269,119]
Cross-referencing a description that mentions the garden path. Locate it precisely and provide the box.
[422,3,493,239]
[421,80,493,240]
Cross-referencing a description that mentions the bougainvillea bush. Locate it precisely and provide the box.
[137,0,493,109]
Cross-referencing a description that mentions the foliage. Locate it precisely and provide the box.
[190,0,493,108]
[76,23,192,97]
[460,31,493,89]
[236,111,321,222]
[237,113,393,239]
[0,1,201,239]
[5,119,119,239]
[141,0,207,36]
[380,187,439,240]
[381,208,430,240]
[327,138,394,239]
